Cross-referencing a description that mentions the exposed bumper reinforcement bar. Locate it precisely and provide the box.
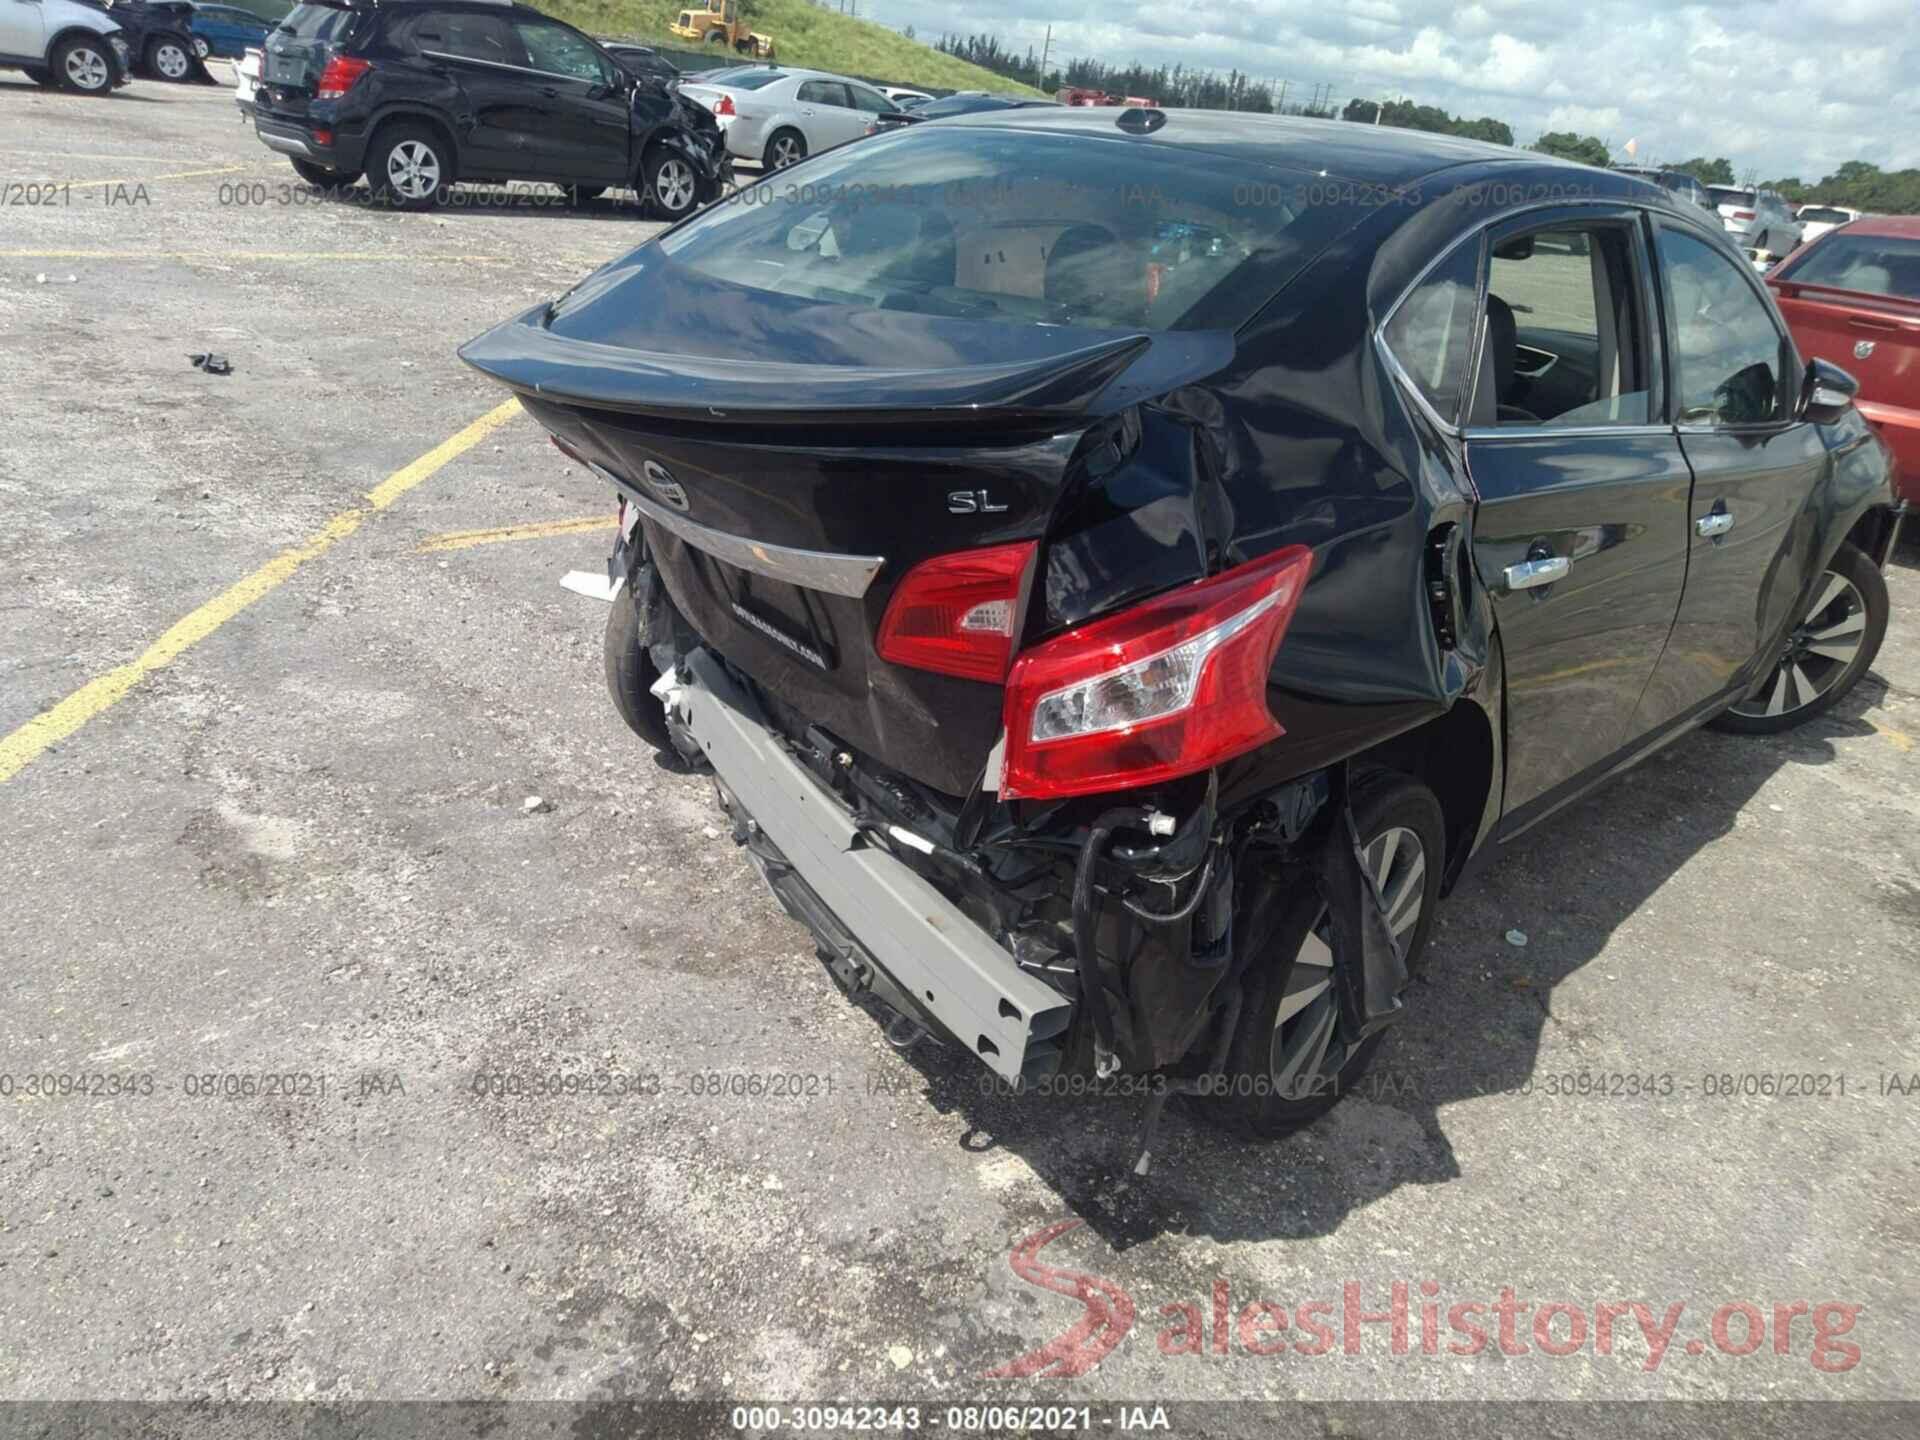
[673,648,1071,1085]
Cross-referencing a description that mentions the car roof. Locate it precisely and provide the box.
[1834,214,1920,238]
[935,107,1601,187]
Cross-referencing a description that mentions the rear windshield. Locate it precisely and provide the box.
[1709,187,1756,207]
[650,126,1373,332]
[274,1,355,40]
[1797,207,1851,224]
[714,69,786,90]
[1781,234,1920,300]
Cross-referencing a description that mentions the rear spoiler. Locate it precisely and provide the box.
[457,303,1161,426]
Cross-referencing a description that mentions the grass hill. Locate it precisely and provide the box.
[543,0,1048,95]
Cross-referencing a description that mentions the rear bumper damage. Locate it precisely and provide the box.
[659,648,1073,1085]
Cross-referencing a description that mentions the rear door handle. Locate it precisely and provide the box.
[1504,556,1569,590]
[1697,512,1735,538]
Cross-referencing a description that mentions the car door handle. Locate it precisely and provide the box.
[1504,556,1569,590]
[1696,512,1735,538]
[541,85,559,97]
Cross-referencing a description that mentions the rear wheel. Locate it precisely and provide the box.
[367,124,449,210]
[1712,541,1888,733]
[764,127,805,170]
[642,147,699,220]
[147,37,192,81]
[54,35,115,94]
[604,585,676,757]
[1215,769,1444,1138]
[290,158,360,188]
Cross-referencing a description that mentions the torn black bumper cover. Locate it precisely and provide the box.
[657,648,1073,1085]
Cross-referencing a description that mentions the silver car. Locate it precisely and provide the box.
[677,65,906,169]
[1708,185,1803,255]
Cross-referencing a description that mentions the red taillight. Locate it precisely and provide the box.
[877,542,1036,683]
[714,93,736,116]
[1733,208,1756,221]
[1000,546,1314,800]
[315,55,370,100]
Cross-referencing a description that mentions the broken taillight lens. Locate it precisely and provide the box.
[714,93,737,117]
[876,542,1036,683]
[315,55,370,100]
[1000,546,1314,800]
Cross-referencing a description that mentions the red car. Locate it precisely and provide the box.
[1769,214,1920,505]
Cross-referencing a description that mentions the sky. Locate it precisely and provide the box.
[872,0,1920,183]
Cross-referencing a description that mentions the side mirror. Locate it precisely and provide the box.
[1800,357,1858,424]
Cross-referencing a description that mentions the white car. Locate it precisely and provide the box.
[0,0,131,92]
[676,65,908,169]
[233,42,259,112]
[880,85,931,107]
[1796,204,1863,244]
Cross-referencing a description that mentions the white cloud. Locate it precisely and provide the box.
[892,0,1920,179]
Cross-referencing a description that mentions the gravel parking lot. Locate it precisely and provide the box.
[3,76,1919,1430]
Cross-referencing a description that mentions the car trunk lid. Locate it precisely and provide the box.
[461,259,1230,795]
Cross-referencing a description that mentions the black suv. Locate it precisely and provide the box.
[251,0,729,215]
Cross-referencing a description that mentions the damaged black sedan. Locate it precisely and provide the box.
[462,110,1903,1162]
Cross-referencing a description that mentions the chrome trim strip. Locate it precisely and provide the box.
[600,464,885,599]
[1462,422,1674,441]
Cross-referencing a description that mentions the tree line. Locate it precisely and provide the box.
[1530,134,1919,213]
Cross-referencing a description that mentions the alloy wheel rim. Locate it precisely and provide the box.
[772,137,801,167]
[156,43,188,78]
[387,141,441,200]
[67,48,110,89]
[1729,568,1867,719]
[1269,825,1425,1101]
[656,158,695,213]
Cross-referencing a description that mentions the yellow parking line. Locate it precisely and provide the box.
[417,516,614,553]
[1874,722,1915,753]
[60,165,248,190]
[0,399,522,786]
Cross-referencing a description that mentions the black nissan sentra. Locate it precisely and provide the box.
[462,109,1903,1162]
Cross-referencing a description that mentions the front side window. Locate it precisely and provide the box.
[512,18,604,82]
[1382,241,1479,424]
[1655,226,1788,425]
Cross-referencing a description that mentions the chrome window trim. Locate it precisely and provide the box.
[600,464,885,599]
[1374,195,1669,440]
[1462,422,1674,442]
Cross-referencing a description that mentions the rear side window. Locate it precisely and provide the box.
[719,69,785,90]
[797,80,850,106]
[1796,207,1852,225]
[398,11,518,65]
[1655,227,1787,425]
[1383,242,1480,423]
[275,2,356,40]
[649,127,1379,334]
[1781,233,1920,300]
[848,85,894,114]
[1709,187,1756,209]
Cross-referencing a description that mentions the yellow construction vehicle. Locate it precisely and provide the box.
[669,1,775,58]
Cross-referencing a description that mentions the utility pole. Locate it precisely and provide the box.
[1276,78,1288,113]
[1038,24,1052,88]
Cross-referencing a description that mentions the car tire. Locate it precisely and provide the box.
[53,35,116,94]
[290,158,360,188]
[1212,767,1445,1139]
[642,147,699,221]
[366,123,449,211]
[1710,541,1888,734]
[604,582,677,758]
[764,127,806,170]
[147,36,192,82]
